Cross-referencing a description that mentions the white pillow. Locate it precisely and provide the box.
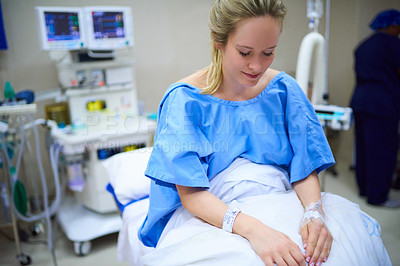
[103,147,153,205]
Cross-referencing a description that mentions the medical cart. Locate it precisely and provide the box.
[50,58,156,256]
[0,104,37,265]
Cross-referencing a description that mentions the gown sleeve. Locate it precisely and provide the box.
[284,77,335,183]
[145,86,214,188]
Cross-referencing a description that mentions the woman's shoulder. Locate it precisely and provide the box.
[259,68,291,89]
[160,71,209,108]
[258,69,297,91]
[177,70,208,89]
[265,68,281,82]
[262,70,308,104]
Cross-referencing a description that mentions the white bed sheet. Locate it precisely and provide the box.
[141,191,391,266]
[111,155,391,266]
[140,158,391,266]
[117,198,154,265]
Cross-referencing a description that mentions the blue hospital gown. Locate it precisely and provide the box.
[139,71,335,247]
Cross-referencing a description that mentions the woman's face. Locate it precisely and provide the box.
[219,15,281,90]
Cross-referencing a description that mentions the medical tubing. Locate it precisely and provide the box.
[1,122,55,251]
[1,114,63,255]
[11,145,62,221]
[23,118,58,132]
[7,115,62,252]
[49,143,63,215]
[14,117,26,181]
[28,113,53,251]
[324,0,331,101]
[0,133,13,177]
[301,199,326,227]
[11,119,62,221]
[10,117,57,182]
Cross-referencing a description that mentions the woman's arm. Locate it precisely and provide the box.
[293,171,333,266]
[292,171,321,207]
[176,185,306,266]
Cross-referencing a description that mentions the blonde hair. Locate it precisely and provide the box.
[202,0,287,94]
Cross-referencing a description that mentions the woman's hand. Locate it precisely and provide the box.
[236,213,306,266]
[292,171,333,265]
[300,218,332,265]
[177,185,307,265]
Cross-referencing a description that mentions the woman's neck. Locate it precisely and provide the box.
[213,69,278,101]
[214,81,254,101]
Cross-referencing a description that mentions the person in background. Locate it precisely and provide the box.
[350,9,400,208]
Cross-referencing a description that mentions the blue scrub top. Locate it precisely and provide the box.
[139,71,335,247]
[350,32,400,118]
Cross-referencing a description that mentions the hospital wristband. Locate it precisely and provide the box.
[222,204,241,233]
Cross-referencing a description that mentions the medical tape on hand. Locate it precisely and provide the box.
[301,200,326,227]
[222,200,241,233]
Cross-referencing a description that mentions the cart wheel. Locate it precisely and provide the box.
[17,253,32,265]
[73,241,91,256]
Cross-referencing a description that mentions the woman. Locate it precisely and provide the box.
[350,9,400,208]
[138,1,388,265]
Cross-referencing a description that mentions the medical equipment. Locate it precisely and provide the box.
[295,0,351,191]
[45,102,70,127]
[0,130,31,266]
[307,0,323,31]
[56,59,135,94]
[296,0,352,131]
[314,104,352,130]
[48,56,155,255]
[0,102,65,265]
[36,6,134,54]
[51,105,155,257]
[295,31,326,105]
[36,7,86,51]
[83,6,134,52]
[296,0,328,106]
[35,5,156,255]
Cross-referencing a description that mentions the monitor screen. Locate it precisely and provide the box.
[92,11,125,39]
[36,7,86,50]
[85,6,133,50]
[45,11,80,42]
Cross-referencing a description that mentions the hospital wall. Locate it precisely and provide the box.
[0,0,399,173]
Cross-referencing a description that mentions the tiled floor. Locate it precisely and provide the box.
[0,160,399,265]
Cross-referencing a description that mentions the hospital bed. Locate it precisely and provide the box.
[103,147,153,265]
[104,147,392,266]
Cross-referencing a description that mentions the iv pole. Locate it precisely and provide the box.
[324,0,331,102]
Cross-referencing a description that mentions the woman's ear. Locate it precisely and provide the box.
[214,43,222,50]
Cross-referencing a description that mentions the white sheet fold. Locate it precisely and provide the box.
[141,158,391,266]
[114,157,391,266]
[142,191,391,266]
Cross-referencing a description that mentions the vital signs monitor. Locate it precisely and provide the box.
[36,6,86,50]
[84,6,134,50]
[36,6,133,51]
